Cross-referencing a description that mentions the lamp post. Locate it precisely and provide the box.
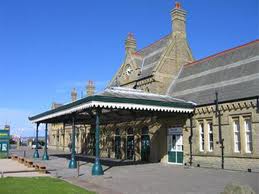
[42,123,49,160]
[69,116,77,168]
[92,109,104,175]
[215,91,224,169]
[33,123,40,158]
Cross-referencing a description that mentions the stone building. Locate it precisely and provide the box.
[167,40,259,170]
[46,2,258,171]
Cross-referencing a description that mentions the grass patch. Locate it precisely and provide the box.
[0,177,95,194]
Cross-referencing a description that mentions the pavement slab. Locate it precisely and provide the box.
[0,159,49,177]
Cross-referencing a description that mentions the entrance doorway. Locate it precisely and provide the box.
[168,128,183,164]
[126,128,134,160]
[114,128,121,159]
[141,127,150,162]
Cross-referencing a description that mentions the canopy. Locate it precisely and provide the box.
[29,87,195,124]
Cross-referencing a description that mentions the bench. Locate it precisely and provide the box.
[18,157,24,164]
[24,159,33,167]
[11,155,18,160]
[24,159,28,166]
[35,163,47,174]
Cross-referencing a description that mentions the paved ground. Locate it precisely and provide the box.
[11,147,259,194]
[0,159,49,177]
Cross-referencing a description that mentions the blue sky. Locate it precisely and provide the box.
[0,0,258,136]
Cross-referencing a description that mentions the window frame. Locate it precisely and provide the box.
[207,121,214,152]
[244,117,253,153]
[199,122,205,152]
[233,118,241,153]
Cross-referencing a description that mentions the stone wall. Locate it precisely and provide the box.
[189,155,259,171]
[183,98,259,171]
[49,113,189,163]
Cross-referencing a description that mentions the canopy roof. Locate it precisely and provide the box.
[29,87,195,123]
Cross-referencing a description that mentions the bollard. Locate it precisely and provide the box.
[1,171,4,178]
[23,150,26,158]
[77,161,80,177]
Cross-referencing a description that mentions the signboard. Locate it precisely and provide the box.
[168,127,183,135]
[0,130,9,138]
[0,129,10,158]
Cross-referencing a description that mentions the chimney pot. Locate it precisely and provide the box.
[171,2,186,36]
[175,2,181,9]
[71,88,77,102]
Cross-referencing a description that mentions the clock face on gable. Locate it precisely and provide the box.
[125,64,133,77]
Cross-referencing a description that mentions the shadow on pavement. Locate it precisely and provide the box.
[50,153,150,172]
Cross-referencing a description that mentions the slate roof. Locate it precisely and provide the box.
[134,34,171,79]
[167,40,259,105]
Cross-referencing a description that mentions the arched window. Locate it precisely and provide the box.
[127,128,133,135]
[142,126,149,135]
[115,128,120,136]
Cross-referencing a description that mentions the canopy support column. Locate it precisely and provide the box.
[42,123,49,160]
[92,109,104,176]
[69,116,77,168]
[33,123,40,158]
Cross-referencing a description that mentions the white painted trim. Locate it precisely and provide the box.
[31,101,193,123]
[244,118,253,153]
[233,119,241,153]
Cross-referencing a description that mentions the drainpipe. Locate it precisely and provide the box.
[215,92,224,169]
[256,96,259,113]
[188,114,193,166]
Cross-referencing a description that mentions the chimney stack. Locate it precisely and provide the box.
[51,102,62,110]
[86,80,95,96]
[171,2,187,37]
[125,33,136,53]
[71,88,77,102]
